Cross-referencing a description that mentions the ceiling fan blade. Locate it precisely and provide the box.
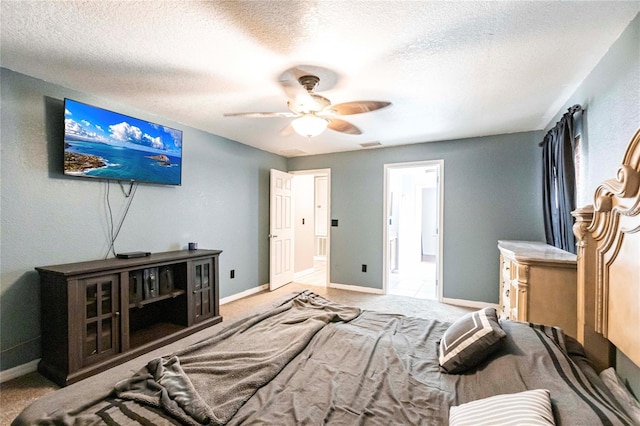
[330,101,391,115]
[224,111,298,118]
[328,118,362,135]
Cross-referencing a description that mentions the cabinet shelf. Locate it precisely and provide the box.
[129,322,187,349]
[84,331,112,343]
[36,249,222,387]
[129,289,186,309]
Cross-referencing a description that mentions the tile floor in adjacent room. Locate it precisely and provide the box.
[388,258,438,300]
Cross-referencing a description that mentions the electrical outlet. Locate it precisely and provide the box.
[362,264,367,272]
[230,269,235,279]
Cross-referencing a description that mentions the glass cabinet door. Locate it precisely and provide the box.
[82,274,119,365]
[192,259,213,323]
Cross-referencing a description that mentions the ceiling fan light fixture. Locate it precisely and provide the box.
[291,114,329,138]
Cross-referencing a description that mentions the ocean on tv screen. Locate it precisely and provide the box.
[64,138,181,185]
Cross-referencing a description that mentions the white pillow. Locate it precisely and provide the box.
[599,367,640,424]
[449,389,555,426]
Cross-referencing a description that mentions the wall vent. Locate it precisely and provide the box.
[316,236,327,257]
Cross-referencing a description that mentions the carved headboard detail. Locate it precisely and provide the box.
[572,129,640,372]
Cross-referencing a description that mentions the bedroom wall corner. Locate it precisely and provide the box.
[545,12,640,207]
[0,68,287,373]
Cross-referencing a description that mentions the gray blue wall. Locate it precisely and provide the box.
[288,133,545,302]
[0,68,287,371]
[547,14,640,207]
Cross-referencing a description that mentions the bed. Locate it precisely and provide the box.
[13,130,640,425]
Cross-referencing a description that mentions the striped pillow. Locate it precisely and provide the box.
[449,389,555,426]
[439,307,505,373]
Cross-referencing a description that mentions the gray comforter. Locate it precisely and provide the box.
[14,290,633,425]
[115,291,361,425]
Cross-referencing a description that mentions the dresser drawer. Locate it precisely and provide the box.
[498,241,577,337]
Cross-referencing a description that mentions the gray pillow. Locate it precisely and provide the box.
[439,307,506,373]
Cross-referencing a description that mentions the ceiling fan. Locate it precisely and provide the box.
[224,75,391,138]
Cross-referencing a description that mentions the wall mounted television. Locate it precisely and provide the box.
[63,98,183,186]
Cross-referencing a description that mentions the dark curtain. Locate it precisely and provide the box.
[541,105,581,254]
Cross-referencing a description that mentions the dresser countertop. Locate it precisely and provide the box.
[498,240,577,265]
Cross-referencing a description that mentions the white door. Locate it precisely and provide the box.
[270,169,295,290]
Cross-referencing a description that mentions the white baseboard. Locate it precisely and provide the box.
[220,284,269,305]
[0,358,39,383]
[441,297,498,310]
[294,268,315,279]
[329,282,384,294]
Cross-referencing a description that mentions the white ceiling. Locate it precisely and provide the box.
[1,1,638,157]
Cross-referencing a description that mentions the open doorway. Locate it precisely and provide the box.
[384,161,443,300]
[291,169,330,288]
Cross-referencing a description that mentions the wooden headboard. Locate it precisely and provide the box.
[572,129,640,372]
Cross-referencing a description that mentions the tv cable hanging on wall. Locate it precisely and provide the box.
[104,180,139,259]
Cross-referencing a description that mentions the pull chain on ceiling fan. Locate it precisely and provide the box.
[224,74,391,139]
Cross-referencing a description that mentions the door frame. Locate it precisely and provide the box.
[382,160,444,301]
[290,168,331,287]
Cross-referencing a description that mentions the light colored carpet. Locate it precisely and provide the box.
[1,283,474,424]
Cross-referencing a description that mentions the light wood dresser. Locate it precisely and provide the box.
[498,240,577,338]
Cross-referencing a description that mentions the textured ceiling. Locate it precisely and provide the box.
[1,1,638,157]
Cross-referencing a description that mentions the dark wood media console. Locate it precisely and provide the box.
[36,249,222,386]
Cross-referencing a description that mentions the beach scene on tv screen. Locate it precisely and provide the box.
[64,99,182,185]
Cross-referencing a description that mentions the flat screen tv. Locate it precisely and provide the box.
[64,98,182,186]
